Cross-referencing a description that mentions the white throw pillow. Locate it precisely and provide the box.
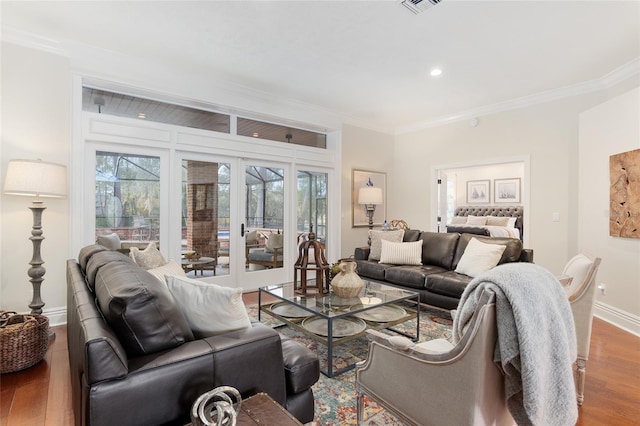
[455,238,506,277]
[507,217,518,228]
[465,215,488,226]
[265,233,284,253]
[449,216,467,225]
[379,240,422,265]
[129,242,166,270]
[245,229,259,244]
[165,275,251,338]
[368,229,404,261]
[96,233,122,250]
[147,260,186,285]
[486,216,510,227]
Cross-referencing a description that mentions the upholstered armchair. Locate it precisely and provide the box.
[562,251,602,405]
[245,230,284,268]
[355,289,515,426]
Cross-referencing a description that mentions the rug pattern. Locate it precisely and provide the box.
[246,303,453,425]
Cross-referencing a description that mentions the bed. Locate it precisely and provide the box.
[445,206,524,240]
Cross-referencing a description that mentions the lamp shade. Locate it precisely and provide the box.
[358,187,383,205]
[4,159,67,198]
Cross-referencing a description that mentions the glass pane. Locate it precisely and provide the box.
[181,160,231,277]
[297,170,328,245]
[95,151,160,247]
[237,117,326,148]
[245,165,285,271]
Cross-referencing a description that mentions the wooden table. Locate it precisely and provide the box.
[181,256,216,276]
[188,392,302,426]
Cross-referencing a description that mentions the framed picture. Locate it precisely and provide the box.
[352,169,386,227]
[466,180,490,204]
[494,178,521,203]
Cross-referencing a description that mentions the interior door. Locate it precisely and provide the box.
[239,160,289,289]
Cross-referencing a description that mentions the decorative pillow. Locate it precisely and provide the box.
[449,216,467,225]
[379,240,422,265]
[165,275,251,338]
[507,217,518,228]
[465,215,488,226]
[486,216,510,227]
[246,229,259,244]
[129,242,166,270]
[147,260,186,285]
[368,229,404,261]
[455,238,507,277]
[96,233,122,250]
[265,233,284,253]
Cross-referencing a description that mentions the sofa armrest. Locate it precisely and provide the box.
[281,336,320,394]
[520,249,534,263]
[354,246,370,260]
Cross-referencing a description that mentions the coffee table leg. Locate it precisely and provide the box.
[258,289,262,322]
[327,317,333,378]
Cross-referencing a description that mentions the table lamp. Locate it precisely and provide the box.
[359,186,383,245]
[3,159,67,315]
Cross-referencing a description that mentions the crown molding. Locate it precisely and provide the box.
[1,27,67,57]
[395,57,640,135]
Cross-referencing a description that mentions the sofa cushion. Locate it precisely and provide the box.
[379,240,422,265]
[85,249,135,292]
[165,275,251,338]
[452,233,523,269]
[425,271,474,298]
[454,238,506,277]
[355,260,394,281]
[369,229,405,261]
[402,229,421,242]
[78,244,109,274]
[94,261,194,356]
[419,232,460,270]
[384,265,447,290]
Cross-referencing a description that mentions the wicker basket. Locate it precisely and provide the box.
[0,311,49,374]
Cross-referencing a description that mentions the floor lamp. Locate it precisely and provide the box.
[3,159,67,316]
[358,186,383,245]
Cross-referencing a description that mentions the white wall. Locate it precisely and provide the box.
[1,43,71,317]
[340,124,394,258]
[579,87,640,331]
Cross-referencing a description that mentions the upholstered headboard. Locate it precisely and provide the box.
[453,206,524,240]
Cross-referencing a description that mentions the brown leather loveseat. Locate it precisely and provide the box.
[66,244,319,426]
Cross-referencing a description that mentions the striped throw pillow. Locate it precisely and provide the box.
[379,240,423,265]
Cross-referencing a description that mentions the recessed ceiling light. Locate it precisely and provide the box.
[430,68,442,77]
[138,112,146,119]
[252,132,259,138]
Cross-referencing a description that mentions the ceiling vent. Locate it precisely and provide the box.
[401,0,442,14]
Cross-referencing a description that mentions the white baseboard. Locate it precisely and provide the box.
[594,301,640,337]
[44,306,67,327]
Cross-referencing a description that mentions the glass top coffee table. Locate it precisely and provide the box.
[259,281,420,377]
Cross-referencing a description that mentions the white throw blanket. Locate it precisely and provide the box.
[453,263,578,426]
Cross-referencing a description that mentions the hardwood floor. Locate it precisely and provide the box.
[1,313,638,425]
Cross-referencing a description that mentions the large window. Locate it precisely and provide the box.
[95,152,160,244]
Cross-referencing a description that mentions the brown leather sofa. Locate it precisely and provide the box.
[354,232,534,310]
[66,244,319,426]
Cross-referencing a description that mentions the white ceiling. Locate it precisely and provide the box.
[3,1,639,133]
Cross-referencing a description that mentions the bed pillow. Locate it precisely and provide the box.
[165,275,251,338]
[486,216,510,227]
[147,260,186,285]
[379,240,422,265]
[368,229,405,261]
[96,233,122,250]
[449,216,467,225]
[465,215,488,226]
[455,238,506,277]
[129,242,166,269]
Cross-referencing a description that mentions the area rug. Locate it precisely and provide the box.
[246,303,453,425]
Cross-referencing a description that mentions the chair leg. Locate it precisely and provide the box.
[356,390,365,425]
[575,357,587,406]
